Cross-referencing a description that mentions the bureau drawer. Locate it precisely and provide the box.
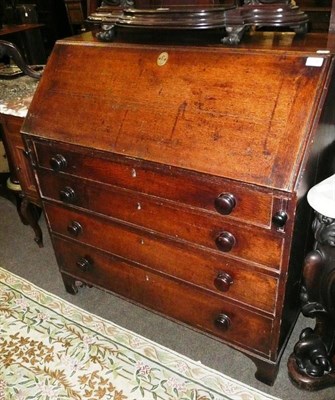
[53,236,274,357]
[33,140,274,227]
[38,170,283,268]
[45,202,278,313]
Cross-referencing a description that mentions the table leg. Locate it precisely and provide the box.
[20,196,43,247]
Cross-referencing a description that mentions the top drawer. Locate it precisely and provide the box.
[32,140,276,228]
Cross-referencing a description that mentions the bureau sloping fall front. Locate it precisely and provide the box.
[21,33,335,385]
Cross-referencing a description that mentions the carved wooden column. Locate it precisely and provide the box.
[288,174,335,390]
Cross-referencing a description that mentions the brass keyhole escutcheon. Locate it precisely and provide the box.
[157,52,169,66]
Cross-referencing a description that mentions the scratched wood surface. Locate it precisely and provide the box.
[21,32,335,384]
[22,35,331,191]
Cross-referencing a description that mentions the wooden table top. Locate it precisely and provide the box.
[0,24,44,37]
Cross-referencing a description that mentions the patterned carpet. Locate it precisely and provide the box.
[0,267,280,400]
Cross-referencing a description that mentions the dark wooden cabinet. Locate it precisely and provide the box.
[298,0,333,32]
[15,0,74,55]
[21,31,335,386]
[64,0,86,34]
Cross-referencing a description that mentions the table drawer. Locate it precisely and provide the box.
[46,202,278,313]
[38,169,283,268]
[53,235,274,357]
[33,139,274,227]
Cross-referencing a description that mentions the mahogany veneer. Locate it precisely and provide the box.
[22,31,335,385]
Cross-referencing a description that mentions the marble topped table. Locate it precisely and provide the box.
[0,73,39,117]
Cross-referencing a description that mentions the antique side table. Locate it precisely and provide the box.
[0,73,43,246]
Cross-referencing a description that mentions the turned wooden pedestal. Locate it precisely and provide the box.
[288,175,335,391]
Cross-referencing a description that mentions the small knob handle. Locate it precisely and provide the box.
[215,231,236,252]
[67,221,82,237]
[76,256,93,272]
[214,272,234,292]
[272,211,287,228]
[59,186,76,203]
[215,313,231,331]
[50,154,67,172]
[215,193,236,215]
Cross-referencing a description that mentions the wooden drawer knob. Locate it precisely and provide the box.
[215,231,236,252]
[76,256,93,272]
[215,313,231,331]
[50,154,67,172]
[214,272,233,292]
[272,211,288,228]
[60,186,76,203]
[215,193,236,215]
[67,221,82,237]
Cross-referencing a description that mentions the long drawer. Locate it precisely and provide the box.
[45,202,278,313]
[52,235,274,357]
[38,169,284,268]
[33,139,276,228]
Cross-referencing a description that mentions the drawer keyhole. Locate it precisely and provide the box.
[214,272,233,292]
[50,154,67,172]
[215,231,236,252]
[215,313,231,331]
[67,221,82,237]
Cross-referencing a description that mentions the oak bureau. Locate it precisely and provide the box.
[21,31,335,385]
